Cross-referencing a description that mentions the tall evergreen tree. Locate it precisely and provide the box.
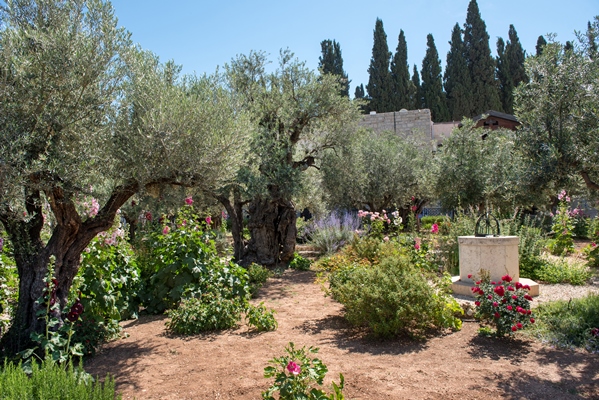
[421,34,450,122]
[354,83,365,99]
[586,19,598,59]
[506,25,527,89]
[463,0,502,113]
[390,30,412,110]
[496,37,514,113]
[411,64,423,110]
[319,39,350,97]
[367,18,393,112]
[536,35,547,56]
[444,23,473,121]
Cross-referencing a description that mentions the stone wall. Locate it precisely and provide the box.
[358,109,433,139]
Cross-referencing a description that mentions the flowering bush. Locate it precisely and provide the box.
[262,342,345,400]
[471,274,535,337]
[548,190,575,256]
[358,210,389,239]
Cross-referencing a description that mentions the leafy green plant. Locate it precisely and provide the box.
[0,359,120,400]
[329,254,462,338]
[547,191,575,256]
[528,294,599,352]
[75,221,141,356]
[247,263,271,297]
[165,291,244,334]
[0,234,18,336]
[471,274,535,337]
[308,212,359,255]
[583,242,599,268]
[262,342,345,400]
[534,258,591,285]
[289,253,311,271]
[137,205,249,314]
[246,303,278,332]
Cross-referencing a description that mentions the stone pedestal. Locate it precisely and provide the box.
[451,236,539,297]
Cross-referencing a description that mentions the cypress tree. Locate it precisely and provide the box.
[421,34,450,122]
[319,39,350,97]
[354,83,365,99]
[496,37,514,113]
[390,29,412,110]
[536,35,547,56]
[444,23,473,121]
[463,0,502,114]
[411,64,423,110]
[367,18,393,112]
[506,25,527,89]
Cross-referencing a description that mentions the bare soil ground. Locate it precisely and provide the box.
[86,269,599,400]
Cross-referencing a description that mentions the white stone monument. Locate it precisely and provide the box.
[451,236,539,297]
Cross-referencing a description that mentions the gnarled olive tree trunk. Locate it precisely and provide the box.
[0,184,137,356]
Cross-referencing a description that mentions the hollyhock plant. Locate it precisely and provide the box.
[185,196,194,206]
[471,274,534,337]
[430,223,439,234]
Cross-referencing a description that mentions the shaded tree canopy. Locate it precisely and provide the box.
[536,35,547,56]
[367,18,393,113]
[421,33,450,122]
[463,0,502,113]
[411,64,423,110]
[444,22,473,121]
[319,39,350,97]
[496,37,514,114]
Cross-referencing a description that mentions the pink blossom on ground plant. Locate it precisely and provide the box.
[162,226,170,235]
[286,361,301,376]
[205,216,212,225]
[431,223,439,234]
[185,196,194,205]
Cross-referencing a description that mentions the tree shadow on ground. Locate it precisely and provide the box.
[86,340,161,392]
[468,334,599,398]
[467,334,533,365]
[295,313,430,356]
[254,269,319,301]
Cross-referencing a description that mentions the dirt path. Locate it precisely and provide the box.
[86,270,599,399]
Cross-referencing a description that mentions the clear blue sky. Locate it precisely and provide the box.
[110,0,597,96]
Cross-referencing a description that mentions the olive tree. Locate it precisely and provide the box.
[215,50,361,267]
[320,128,434,213]
[0,0,247,353]
[514,19,599,200]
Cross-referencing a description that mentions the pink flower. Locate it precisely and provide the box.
[508,286,515,292]
[530,318,535,324]
[467,274,473,279]
[430,223,439,234]
[474,301,481,307]
[516,306,524,313]
[494,312,500,319]
[383,236,389,242]
[414,237,421,250]
[487,295,493,300]
[492,302,499,307]
[145,211,152,221]
[490,281,496,285]
[506,305,513,311]
[185,196,194,205]
[501,275,512,282]
[517,322,523,329]
[411,205,418,212]
[558,190,566,201]
[515,282,522,289]
[512,326,518,332]
[524,294,533,301]
[162,226,170,235]
[286,361,301,376]
[205,216,212,225]
[512,295,518,300]
[0,237,3,252]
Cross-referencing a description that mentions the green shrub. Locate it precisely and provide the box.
[308,212,360,254]
[0,359,120,400]
[166,292,244,334]
[535,258,592,285]
[247,263,271,297]
[75,221,141,356]
[289,253,311,271]
[329,255,462,338]
[246,303,278,332]
[528,294,599,352]
[137,206,249,314]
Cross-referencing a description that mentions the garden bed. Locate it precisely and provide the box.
[85,269,599,399]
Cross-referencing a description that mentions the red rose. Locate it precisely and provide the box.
[507,305,513,311]
[494,312,500,318]
[530,318,535,324]
[474,301,481,307]
[494,286,505,297]
[512,295,518,300]
[516,322,523,329]
[501,275,513,282]
[511,326,518,332]
[524,295,533,301]
[467,274,472,279]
